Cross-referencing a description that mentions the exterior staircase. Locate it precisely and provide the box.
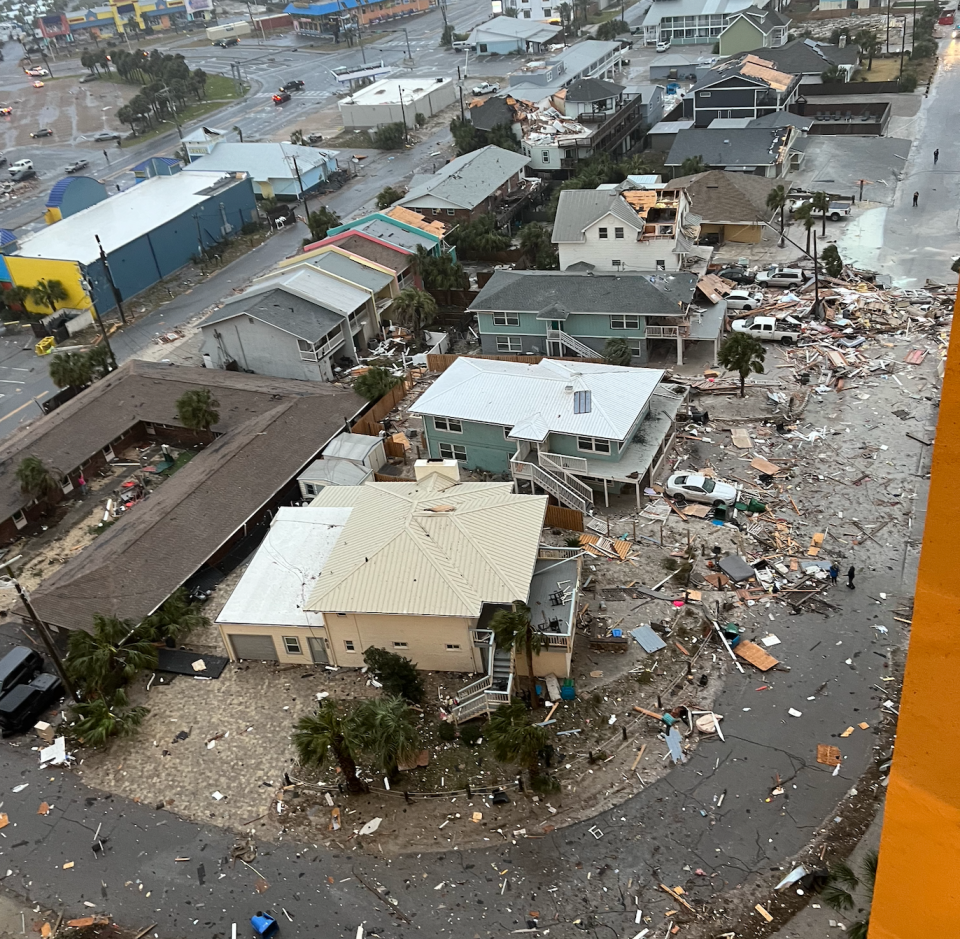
[511,458,594,514]
[451,645,514,723]
[546,328,599,359]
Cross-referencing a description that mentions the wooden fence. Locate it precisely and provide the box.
[426,352,604,374]
[545,504,584,532]
[799,80,901,96]
[373,472,414,482]
[350,371,418,436]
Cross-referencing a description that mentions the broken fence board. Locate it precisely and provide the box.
[734,640,779,672]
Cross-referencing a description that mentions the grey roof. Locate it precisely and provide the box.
[565,77,625,102]
[470,270,697,317]
[308,251,394,294]
[665,126,791,167]
[469,15,562,43]
[352,217,438,252]
[398,145,530,211]
[725,5,790,30]
[663,169,781,223]
[642,0,756,28]
[735,38,860,74]
[549,40,623,80]
[552,189,644,244]
[749,110,814,130]
[690,58,801,95]
[469,96,518,132]
[200,288,344,342]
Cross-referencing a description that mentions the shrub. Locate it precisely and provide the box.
[363,646,425,704]
[899,70,919,92]
[438,720,457,742]
[373,122,406,150]
[460,723,483,747]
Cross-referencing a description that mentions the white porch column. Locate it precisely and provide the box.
[676,334,684,366]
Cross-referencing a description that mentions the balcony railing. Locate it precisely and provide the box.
[540,451,589,474]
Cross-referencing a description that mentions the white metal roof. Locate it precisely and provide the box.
[342,76,453,107]
[305,473,547,618]
[243,264,372,315]
[322,433,383,462]
[411,357,664,442]
[642,0,758,26]
[299,458,372,487]
[15,170,246,265]
[217,506,351,628]
[188,142,339,183]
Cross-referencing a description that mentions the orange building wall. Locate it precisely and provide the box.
[868,285,960,938]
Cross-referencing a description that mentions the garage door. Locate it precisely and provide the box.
[229,634,278,661]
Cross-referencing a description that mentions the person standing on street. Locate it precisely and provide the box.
[847,565,856,590]
[912,191,919,208]
[934,148,940,165]
[829,563,839,586]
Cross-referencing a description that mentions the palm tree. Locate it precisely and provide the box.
[354,366,402,403]
[305,205,342,243]
[490,601,546,708]
[141,587,210,644]
[30,279,69,315]
[376,186,404,210]
[66,614,159,700]
[15,456,60,498]
[855,29,880,70]
[486,699,548,783]
[69,693,149,748]
[48,351,93,390]
[603,338,633,366]
[766,184,788,247]
[794,202,816,255]
[354,695,420,779]
[519,223,549,263]
[175,388,220,432]
[292,699,368,794]
[679,155,708,176]
[821,63,846,84]
[391,286,438,343]
[811,190,831,236]
[0,285,31,315]
[232,124,244,143]
[718,332,766,398]
[822,849,879,939]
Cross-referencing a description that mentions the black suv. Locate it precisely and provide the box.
[214,37,239,47]
[0,673,63,736]
[273,92,291,105]
[280,80,305,92]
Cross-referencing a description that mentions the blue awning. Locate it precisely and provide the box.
[284,0,358,17]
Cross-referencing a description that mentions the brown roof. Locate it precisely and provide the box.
[326,232,413,274]
[17,361,362,631]
[664,170,781,225]
[383,206,450,239]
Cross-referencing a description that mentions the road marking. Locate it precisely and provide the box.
[0,379,25,384]
[0,392,47,424]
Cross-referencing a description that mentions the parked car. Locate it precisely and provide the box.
[716,266,755,284]
[24,67,49,77]
[452,39,471,51]
[665,473,738,507]
[471,82,499,95]
[92,130,121,141]
[280,80,305,92]
[656,40,671,52]
[65,159,89,173]
[754,267,806,288]
[30,128,52,138]
[732,315,800,343]
[725,289,764,311]
[9,159,34,175]
[9,167,37,182]
[0,647,42,698]
[0,672,63,736]
[214,36,239,46]
[32,80,44,88]
[273,91,291,104]
[79,73,99,83]
[0,106,11,116]
[305,132,324,144]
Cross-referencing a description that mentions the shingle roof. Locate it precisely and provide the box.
[307,251,394,294]
[305,473,547,618]
[736,38,860,74]
[410,356,666,443]
[749,110,814,131]
[565,77,625,102]
[469,96,517,133]
[20,362,362,631]
[664,169,780,224]
[552,189,644,243]
[199,287,344,341]
[470,269,696,316]
[691,54,799,94]
[398,145,530,211]
[665,126,791,167]
[303,232,413,272]
[352,217,438,252]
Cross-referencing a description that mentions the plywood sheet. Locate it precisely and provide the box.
[734,639,778,671]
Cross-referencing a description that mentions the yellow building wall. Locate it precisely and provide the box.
[721,223,763,244]
[322,612,485,672]
[44,206,63,225]
[218,621,330,664]
[868,285,960,939]
[512,645,572,680]
[4,256,90,316]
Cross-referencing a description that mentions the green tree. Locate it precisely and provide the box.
[766,183,789,247]
[0,285,31,314]
[373,122,406,150]
[49,351,93,390]
[290,129,304,145]
[292,699,368,794]
[306,205,342,243]
[391,286,438,341]
[718,331,766,398]
[486,699,548,783]
[679,155,708,176]
[821,849,879,939]
[141,587,210,644]
[450,117,479,155]
[822,243,844,277]
[855,28,881,70]
[793,201,815,255]
[69,694,149,748]
[596,18,627,41]
[30,278,69,315]
[518,223,549,263]
[376,185,405,209]
[15,456,60,498]
[415,112,426,128]
[175,387,220,432]
[440,23,455,47]
[413,246,468,290]
[66,614,159,700]
[602,337,633,367]
[354,366,402,403]
[86,345,113,380]
[821,63,846,83]
[354,695,420,779]
[899,70,918,92]
[363,646,425,703]
[490,601,545,708]
[486,123,520,153]
[811,190,831,236]
[451,215,511,258]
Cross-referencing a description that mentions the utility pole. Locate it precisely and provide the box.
[291,154,305,204]
[78,265,118,371]
[898,16,906,78]
[94,235,127,325]
[245,0,265,42]
[0,559,79,703]
[400,26,412,60]
[812,229,821,320]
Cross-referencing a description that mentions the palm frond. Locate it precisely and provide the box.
[829,859,859,890]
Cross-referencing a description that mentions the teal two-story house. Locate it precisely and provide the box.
[469,269,723,366]
[411,357,688,512]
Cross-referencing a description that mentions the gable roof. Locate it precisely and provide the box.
[351,217,439,252]
[735,37,860,73]
[244,265,371,316]
[199,287,344,341]
[666,126,791,167]
[411,356,666,443]
[552,189,645,243]
[565,77,625,102]
[21,362,362,632]
[470,269,696,317]
[468,15,562,43]
[300,231,413,272]
[305,473,547,618]
[692,53,798,94]
[398,145,530,211]
[642,0,758,28]
[663,169,780,223]
[307,251,395,294]
[724,5,790,32]
[469,96,518,132]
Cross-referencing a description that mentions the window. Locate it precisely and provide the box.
[439,442,467,461]
[393,641,409,648]
[598,227,608,239]
[573,390,592,414]
[283,636,303,655]
[434,417,462,433]
[304,482,318,496]
[433,208,441,215]
[523,9,531,15]
[629,340,642,357]
[493,312,520,326]
[446,208,456,215]
[578,437,611,453]
[614,227,624,239]
[446,643,461,650]
[700,91,712,98]
[496,336,522,352]
[610,315,640,330]
[503,426,514,438]
[656,260,666,271]
[541,150,550,162]
[12,510,26,530]
[543,6,551,14]
[344,639,356,652]
[611,260,622,268]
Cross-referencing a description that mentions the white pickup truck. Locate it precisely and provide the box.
[731,315,800,343]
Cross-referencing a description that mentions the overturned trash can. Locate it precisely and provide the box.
[251,912,279,938]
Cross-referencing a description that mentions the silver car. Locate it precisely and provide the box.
[665,473,738,506]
